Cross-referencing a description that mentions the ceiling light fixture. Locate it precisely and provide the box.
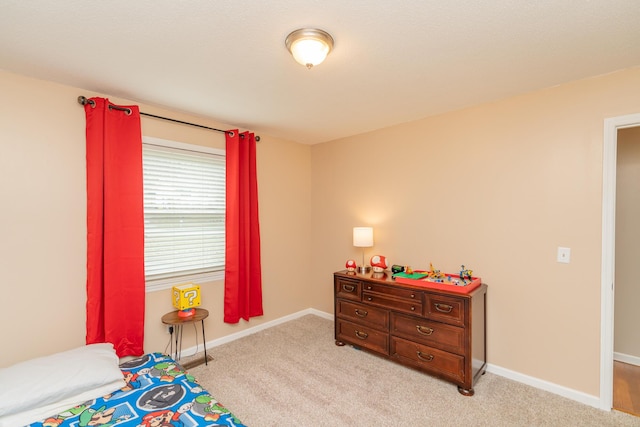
[285,28,334,69]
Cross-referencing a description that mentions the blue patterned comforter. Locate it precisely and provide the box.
[27,353,246,427]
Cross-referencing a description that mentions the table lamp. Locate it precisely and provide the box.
[353,227,374,273]
[172,283,201,318]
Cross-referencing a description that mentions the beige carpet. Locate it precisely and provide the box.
[188,315,640,426]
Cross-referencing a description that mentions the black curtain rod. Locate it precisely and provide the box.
[77,96,260,141]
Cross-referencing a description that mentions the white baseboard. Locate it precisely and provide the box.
[178,310,608,411]
[614,351,640,366]
[485,364,600,409]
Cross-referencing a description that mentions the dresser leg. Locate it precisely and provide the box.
[335,340,345,346]
[457,386,474,396]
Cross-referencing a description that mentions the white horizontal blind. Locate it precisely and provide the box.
[142,139,225,287]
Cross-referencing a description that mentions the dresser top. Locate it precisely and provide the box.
[334,270,487,297]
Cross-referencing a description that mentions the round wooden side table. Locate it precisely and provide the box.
[161,307,210,367]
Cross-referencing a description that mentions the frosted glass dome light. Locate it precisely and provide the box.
[285,28,334,69]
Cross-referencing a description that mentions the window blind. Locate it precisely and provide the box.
[142,141,225,285]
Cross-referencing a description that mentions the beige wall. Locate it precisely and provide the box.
[310,67,640,397]
[4,65,640,399]
[615,126,640,359]
[0,70,312,367]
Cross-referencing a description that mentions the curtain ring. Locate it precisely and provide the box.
[107,105,133,115]
[227,131,235,137]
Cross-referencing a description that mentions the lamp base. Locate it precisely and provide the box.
[177,308,196,318]
[357,266,371,274]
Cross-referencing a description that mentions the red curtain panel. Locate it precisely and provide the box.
[84,97,145,357]
[224,130,264,323]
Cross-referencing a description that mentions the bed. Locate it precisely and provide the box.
[0,345,246,427]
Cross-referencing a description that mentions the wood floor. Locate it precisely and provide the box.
[613,361,640,417]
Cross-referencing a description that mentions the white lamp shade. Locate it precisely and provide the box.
[353,227,374,247]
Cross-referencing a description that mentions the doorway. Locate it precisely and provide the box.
[600,113,640,411]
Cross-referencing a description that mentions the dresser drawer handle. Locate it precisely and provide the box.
[416,351,434,362]
[342,284,355,292]
[434,303,453,313]
[355,330,368,340]
[410,293,416,299]
[366,297,373,301]
[411,306,416,311]
[416,325,434,336]
[355,309,368,317]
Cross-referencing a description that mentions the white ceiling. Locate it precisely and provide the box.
[2,1,640,144]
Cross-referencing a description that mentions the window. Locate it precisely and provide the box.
[142,136,225,291]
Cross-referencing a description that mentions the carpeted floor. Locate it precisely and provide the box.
[188,315,640,426]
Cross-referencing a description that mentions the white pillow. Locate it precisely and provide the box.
[0,343,125,424]
[0,379,124,427]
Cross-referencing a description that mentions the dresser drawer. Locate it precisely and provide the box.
[337,300,389,330]
[425,293,466,326]
[391,336,464,383]
[362,282,422,301]
[336,319,389,354]
[391,312,464,355]
[335,277,361,301]
[363,292,422,315]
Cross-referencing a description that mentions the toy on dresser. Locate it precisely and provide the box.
[369,255,388,272]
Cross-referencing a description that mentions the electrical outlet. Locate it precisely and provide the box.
[166,325,174,335]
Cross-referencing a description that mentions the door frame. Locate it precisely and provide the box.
[600,112,640,410]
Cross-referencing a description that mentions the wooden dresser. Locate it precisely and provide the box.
[334,270,487,395]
